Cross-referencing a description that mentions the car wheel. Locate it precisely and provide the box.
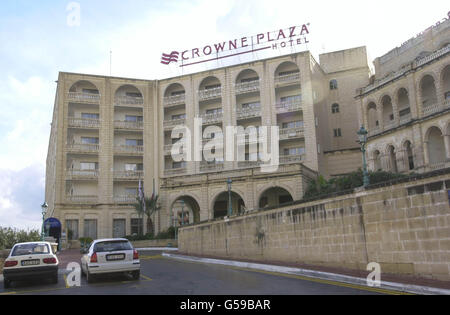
[132,270,140,280]
[86,270,95,284]
[3,278,11,289]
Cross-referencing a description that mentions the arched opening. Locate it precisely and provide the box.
[388,145,398,173]
[420,75,438,107]
[114,85,143,106]
[171,196,201,226]
[235,69,260,91]
[426,126,446,165]
[274,61,300,80]
[404,141,415,171]
[397,88,411,120]
[367,102,378,131]
[373,150,382,171]
[381,95,394,127]
[213,192,245,218]
[69,80,99,94]
[258,187,293,209]
[441,65,450,101]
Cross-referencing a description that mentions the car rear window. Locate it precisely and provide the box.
[12,243,50,256]
[93,241,132,253]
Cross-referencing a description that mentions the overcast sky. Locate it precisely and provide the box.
[0,0,448,230]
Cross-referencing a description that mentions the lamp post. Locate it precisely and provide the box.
[227,178,232,217]
[41,202,48,241]
[357,126,370,188]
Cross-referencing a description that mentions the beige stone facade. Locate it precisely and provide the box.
[46,48,371,239]
[356,19,450,175]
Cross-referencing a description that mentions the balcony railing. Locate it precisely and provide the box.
[113,195,137,203]
[237,160,263,168]
[68,117,100,129]
[114,120,143,130]
[66,169,99,180]
[164,168,188,176]
[383,120,398,131]
[399,114,412,125]
[415,44,450,68]
[67,92,100,103]
[200,162,224,172]
[114,96,144,107]
[236,107,261,120]
[276,99,302,113]
[279,127,305,140]
[200,112,223,125]
[274,73,300,85]
[163,118,186,129]
[113,171,144,180]
[422,100,450,117]
[163,94,186,107]
[280,154,303,164]
[235,80,260,95]
[66,195,98,204]
[114,145,144,155]
[67,143,100,153]
[198,87,222,101]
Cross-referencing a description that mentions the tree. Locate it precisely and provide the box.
[134,195,160,236]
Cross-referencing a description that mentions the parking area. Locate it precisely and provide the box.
[0,249,397,295]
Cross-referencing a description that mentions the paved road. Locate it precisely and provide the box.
[0,250,394,295]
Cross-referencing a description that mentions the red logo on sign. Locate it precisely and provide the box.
[161,51,180,65]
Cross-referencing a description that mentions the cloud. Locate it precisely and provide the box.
[0,165,45,230]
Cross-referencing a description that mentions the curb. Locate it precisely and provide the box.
[162,253,450,295]
[136,247,179,251]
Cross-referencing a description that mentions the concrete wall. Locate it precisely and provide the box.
[179,172,450,281]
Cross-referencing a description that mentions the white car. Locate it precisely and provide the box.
[2,242,59,289]
[80,238,140,283]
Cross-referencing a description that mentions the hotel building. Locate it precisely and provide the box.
[45,45,376,239]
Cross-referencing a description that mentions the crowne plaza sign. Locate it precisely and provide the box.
[161,24,310,67]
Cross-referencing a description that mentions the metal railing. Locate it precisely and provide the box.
[200,112,223,125]
[276,99,302,113]
[280,154,303,164]
[235,80,260,94]
[200,162,224,172]
[198,87,222,101]
[236,107,261,120]
[114,96,144,107]
[67,143,100,153]
[164,168,188,176]
[114,145,144,155]
[66,195,98,203]
[422,100,450,117]
[279,127,305,140]
[113,171,144,180]
[66,169,99,179]
[163,94,186,106]
[114,120,143,130]
[274,72,300,84]
[163,118,186,129]
[113,195,137,203]
[67,92,100,103]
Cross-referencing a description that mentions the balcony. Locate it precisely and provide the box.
[276,99,302,113]
[422,100,450,117]
[200,112,223,125]
[114,145,144,155]
[200,162,224,172]
[114,96,144,107]
[114,120,143,130]
[280,154,303,164]
[163,94,186,107]
[164,168,188,176]
[163,118,186,130]
[415,45,450,68]
[67,92,100,104]
[113,171,144,181]
[274,73,300,85]
[66,195,98,204]
[236,107,261,120]
[198,87,222,101]
[67,143,100,154]
[68,117,100,129]
[66,169,98,180]
[113,195,137,204]
[383,120,398,131]
[238,160,263,169]
[279,127,305,140]
[235,80,260,95]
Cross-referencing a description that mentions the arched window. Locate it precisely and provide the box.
[330,80,338,90]
[331,103,340,114]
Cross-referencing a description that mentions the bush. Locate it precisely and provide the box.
[0,227,41,250]
[125,227,176,242]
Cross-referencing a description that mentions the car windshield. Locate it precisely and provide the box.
[93,241,132,253]
[12,243,50,256]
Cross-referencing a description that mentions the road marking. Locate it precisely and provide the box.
[63,274,70,289]
[140,255,164,260]
[228,266,412,295]
[140,274,153,281]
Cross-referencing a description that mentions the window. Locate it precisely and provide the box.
[241,102,261,110]
[12,243,50,256]
[333,129,342,137]
[284,147,305,156]
[125,188,138,196]
[332,103,340,114]
[83,219,97,240]
[399,108,411,117]
[126,92,142,98]
[240,77,259,83]
[205,108,223,115]
[205,84,221,90]
[330,80,338,90]
[81,113,99,119]
[125,115,143,122]
[65,220,79,240]
[125,163,143,171]
[279,70,299,76]
[171,114,186,120]
[280,95,302,103]
[445,91,450,100]
[171,90,185,96]
[80,162,98,170]
[130,218,143,236]
[282,121,304,129]
[172,161,187,169]
[81,137,99,144]
[125,139,143,146]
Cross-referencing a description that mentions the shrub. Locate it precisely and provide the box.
[0,227,41,250]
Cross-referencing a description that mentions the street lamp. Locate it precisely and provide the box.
[357,126,370,188]
[227,178,232,217]
[41,202,48,241]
